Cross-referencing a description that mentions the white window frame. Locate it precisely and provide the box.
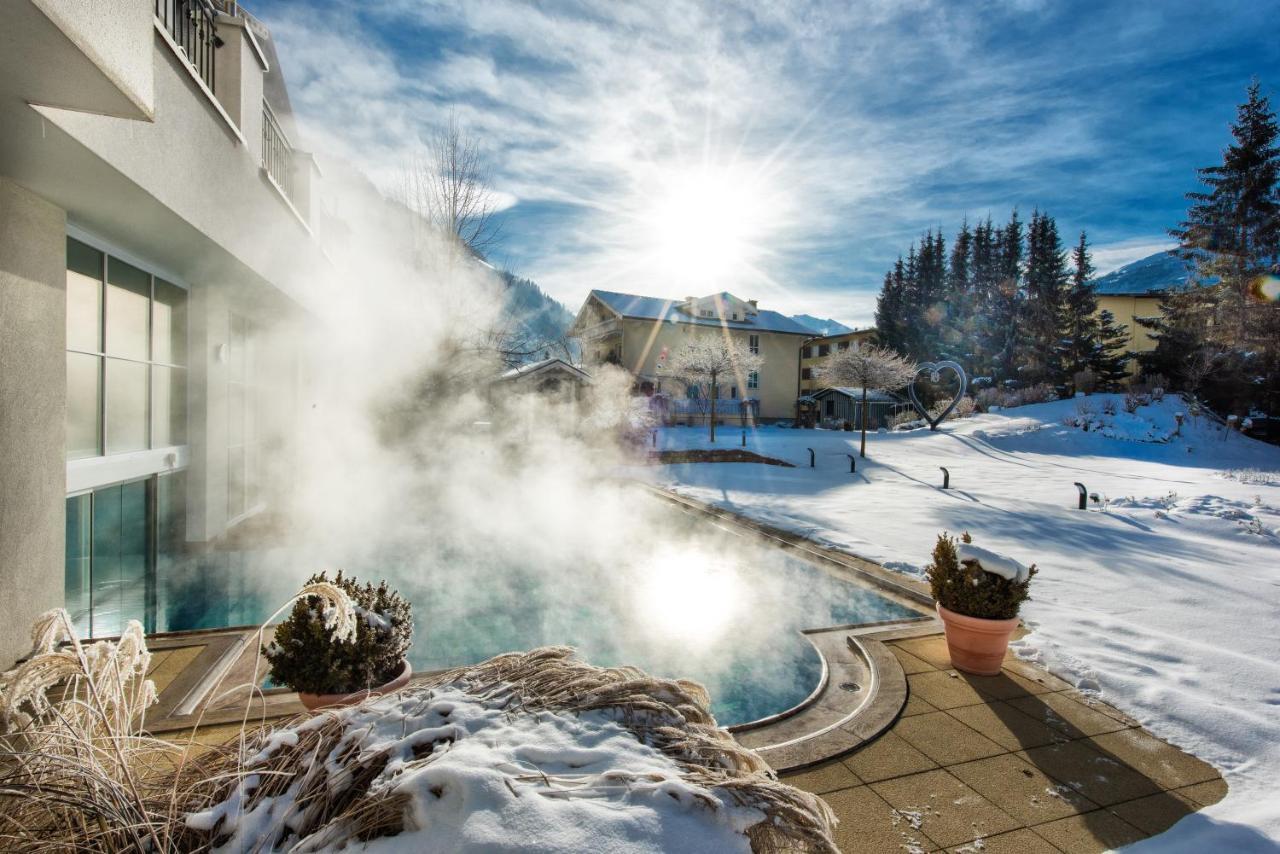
[749,334,759,354]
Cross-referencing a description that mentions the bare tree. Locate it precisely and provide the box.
[668,336,764,442]
[815,345,916,457]
[403,111,503,261]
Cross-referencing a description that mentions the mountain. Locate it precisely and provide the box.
[499,271,577,356]
[1091,251,1198,296]
[790,314,853,336]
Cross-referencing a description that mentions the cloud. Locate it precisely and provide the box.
[255,0,1272,320]
[1091,237,1177,276]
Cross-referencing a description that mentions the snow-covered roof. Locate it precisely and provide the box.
[811,387,905,403]
[587,290,816,335]
[496,358,591,384]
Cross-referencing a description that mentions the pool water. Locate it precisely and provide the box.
[163,508,918,726]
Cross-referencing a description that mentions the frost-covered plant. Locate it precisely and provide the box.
[1073,368,1097,395]
[1123,391,1149,413]
[1102,397,1118,416]
[926,532,1036,620]
[974,387,1003,412]
[265,571,413,695]
[1018,383,1057,405]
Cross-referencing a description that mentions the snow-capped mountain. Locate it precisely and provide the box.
[789,314,853,336]
[1091,251,1197,295]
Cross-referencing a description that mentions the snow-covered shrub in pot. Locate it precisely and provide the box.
[264,571,414,711]
[926,532,1036,675]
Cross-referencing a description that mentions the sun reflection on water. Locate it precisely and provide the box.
[637,546,745,645]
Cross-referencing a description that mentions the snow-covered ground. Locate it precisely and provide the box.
[637,394,1280,850]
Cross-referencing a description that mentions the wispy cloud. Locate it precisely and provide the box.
[256,0,1278,325]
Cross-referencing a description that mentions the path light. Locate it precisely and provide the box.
[742,429,746,447]
[1174,412,1184,437]
[1074,482,1087,510]
[939,466,950,489]
[807,447,815,468]
[652,429,657,448]
[848,454,857,473]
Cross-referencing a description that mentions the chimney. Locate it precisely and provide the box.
[748,299,758,309]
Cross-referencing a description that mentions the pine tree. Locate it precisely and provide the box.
[1062,230,1102,388]
[1019,211,1071,385]
[1091,309,1131,389]
[1163,80,1280,413]
[982,210,1024,385]
[968,216,999,380]
[874,261,907,353]
[942,220,973,364]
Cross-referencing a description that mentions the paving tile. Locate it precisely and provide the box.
[999,658,1074,692]
[892,645,938,674]
[871,769,1021,849]
[842,730,938,783]
[781,759,861,795]
[946,827,1060,853]
[1061,691,1142,727]
[908,670,990,710]
[946,701,1062,752]
[147,645,206,693]
[895,712,1006,766]
[949,753,1099,826]
[1088,729,1221,790]
[895,636,956,670]
[1007,691,1130,739]
[1108,790,1199,835]
[1032,809,1147,852]
[1017,741,1161,807]
[1177,777,1228,808]
[961,669,1055,702]
[902,693,939,717]
[823,784,938,853]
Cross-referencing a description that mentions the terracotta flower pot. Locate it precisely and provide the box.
[297,659,413,712]
[936,604,1019,676]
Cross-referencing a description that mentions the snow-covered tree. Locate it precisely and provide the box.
[815,345,917,458]
[668,337,764,442]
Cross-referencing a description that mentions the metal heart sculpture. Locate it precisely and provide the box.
[907,360,968,431]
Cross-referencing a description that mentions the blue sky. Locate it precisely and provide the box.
[256,0,1279,326]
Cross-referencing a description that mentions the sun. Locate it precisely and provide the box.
[636,163,779,286]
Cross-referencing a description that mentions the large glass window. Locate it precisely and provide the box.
[65,479,154,638]
[227,313,261,521]
[64,494,93,638]
[65,238,188,459]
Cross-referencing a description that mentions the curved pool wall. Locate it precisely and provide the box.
[156,502,918,727]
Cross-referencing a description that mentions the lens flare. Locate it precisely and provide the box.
[1251,274,1280,303]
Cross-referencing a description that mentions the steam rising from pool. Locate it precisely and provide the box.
[170,161,914,724]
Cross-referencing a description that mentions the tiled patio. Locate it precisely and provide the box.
[781,633,1226,853]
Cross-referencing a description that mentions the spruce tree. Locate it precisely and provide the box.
[1062,230,1102,388]
[1165,80,1280,412]
[983,211,1024,385]
[1020,211,1071,385]
[943,220,973,364]
[1091,309,1131,389]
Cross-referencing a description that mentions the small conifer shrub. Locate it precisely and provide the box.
[264,571,413,695]
[926,532,1036,620]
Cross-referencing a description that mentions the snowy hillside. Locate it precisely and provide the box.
[641,394,1280,850]
[1092,251,1197,295]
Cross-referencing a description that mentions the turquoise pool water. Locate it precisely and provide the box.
[161,510,918,726]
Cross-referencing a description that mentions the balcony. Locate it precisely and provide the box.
[155,0,223,95]
[260,101,296,206]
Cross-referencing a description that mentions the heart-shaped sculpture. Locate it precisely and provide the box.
[908,360,968,431]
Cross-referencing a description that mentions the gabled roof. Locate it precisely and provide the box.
[496,357,591,384]
[585,290,816,336]
[811,386,905,403]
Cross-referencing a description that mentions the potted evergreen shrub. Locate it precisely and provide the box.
[264,571,414,711]
[926,532,1036,676]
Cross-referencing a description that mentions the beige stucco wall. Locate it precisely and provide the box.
[1096,295,1162,374]
[0,178,68,666]
[799,329,878,393]
[616,318,805,420]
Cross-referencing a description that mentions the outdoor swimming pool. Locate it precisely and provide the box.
[160,506,920,726]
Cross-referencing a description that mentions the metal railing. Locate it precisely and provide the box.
[155,0,223,94]
[261,102,296,205]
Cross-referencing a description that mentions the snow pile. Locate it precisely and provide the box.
[640,393,1280,847]
[955,542,1031,583]
[183,647,837,853]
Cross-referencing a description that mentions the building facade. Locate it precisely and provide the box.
[569,291,815,421]
[797,328,878,395]
[0,0,322,663]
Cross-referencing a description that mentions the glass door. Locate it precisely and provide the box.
[64,478,156,638]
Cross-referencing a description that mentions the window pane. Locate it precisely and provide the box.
[155,471,187,633]
[118,480,151,633]
[151,366,186,447]
[67,270,102,353]
[64,494,93,638]
[152,279,187,365]
[66,352,101,459]
[106,257,150,360]
[106,359,148,453]
[91,484,122,638]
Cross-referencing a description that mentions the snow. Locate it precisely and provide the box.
[637,394,1280,849]
[189,686,762,853]
[955,542,1031,583]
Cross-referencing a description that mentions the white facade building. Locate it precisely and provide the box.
[0,0,325,662]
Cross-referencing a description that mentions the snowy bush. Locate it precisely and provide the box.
[974,387,1003,412]
[1102,397,1118,416]
[265,571,413,695]
[1220,468,1280,486]
[926,532,1036,620]
[1073,368,1097,395]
